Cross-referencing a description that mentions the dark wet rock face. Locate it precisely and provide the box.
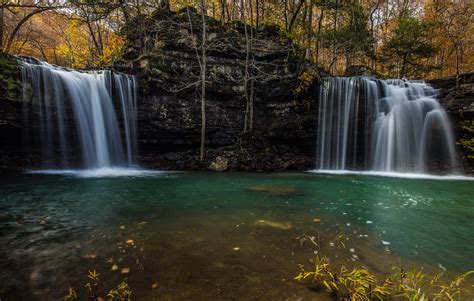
[0,53,26,172]
[113,7,318,171]
[429,73,474,174]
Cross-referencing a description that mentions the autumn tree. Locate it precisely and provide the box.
[317,0,374,74]
[0,0,469,79]
[381,17,437,77]
[426,0,473,83]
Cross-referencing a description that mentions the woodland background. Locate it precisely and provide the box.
[0,0,472,79]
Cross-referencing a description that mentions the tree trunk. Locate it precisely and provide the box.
[4,8,49,53]
[200,0,207,161]
[305,0,313,61]
[315,8,324,65]
[255,0,259,32]
[288,0,305,32]
[455,45,460,87]
[219,0,226,25]
[158,0,170,10]
[249,0,255,131]
[401,53,408,77]
[0,7,4,50]
[83,12,103,60]
[331,0,339,75]
[241,0,250,133]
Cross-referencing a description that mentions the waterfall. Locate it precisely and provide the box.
[20,58,138,169]
[316,77,460,174]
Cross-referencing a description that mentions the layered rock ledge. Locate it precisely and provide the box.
[113,7,318,171]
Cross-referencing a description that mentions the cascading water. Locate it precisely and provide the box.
[316,77,460,174]
[20,57,138,169]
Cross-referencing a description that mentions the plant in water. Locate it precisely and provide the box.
[62,269,132,301]
[295,255,331,286]
[295,234,473,301]
[337,266,390,300]
[295,254,391,300]
[107,281,132,301]
[62,287,78,301]
[433,270,474,300]
[336,232,346,249]
[85,269,101,299]
[392,266,431,300]
[392,266,474,301]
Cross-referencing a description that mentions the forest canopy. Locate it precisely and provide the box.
[1,0,472,78]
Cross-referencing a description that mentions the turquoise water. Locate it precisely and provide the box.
[0,171,473,299]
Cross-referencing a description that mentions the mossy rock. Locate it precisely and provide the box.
[0,52,22,101]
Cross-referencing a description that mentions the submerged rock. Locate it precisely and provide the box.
[255,219,292,230]
[248,185,300,196]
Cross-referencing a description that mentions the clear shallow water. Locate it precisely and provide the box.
[0,171,473,299]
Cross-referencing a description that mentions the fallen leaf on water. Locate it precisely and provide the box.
[83,254,97,259]
[151,282,158,289]
[233,247,240,251]
[121,267,130,274]
[313,218,322,223]
[111,264,118,271]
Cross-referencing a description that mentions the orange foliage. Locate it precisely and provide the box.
[3,10,124,68]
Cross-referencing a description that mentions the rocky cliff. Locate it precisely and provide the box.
[429,73,474,174]
[0,53,26,172]
[112,7,318,171]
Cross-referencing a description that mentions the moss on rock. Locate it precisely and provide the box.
[0,53,22,101]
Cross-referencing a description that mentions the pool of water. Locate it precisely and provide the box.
[0,171,473,300]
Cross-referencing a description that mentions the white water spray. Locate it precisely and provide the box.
[316,77,460,174]
[20,58,138,169]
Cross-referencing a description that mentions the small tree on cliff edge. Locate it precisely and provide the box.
[199,0,207,161]
[186,4,207,161]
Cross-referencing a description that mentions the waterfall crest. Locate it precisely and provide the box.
[20,58,138,169]
[316,77,460,174]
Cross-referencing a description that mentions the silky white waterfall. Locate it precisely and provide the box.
[316,77,460,174]
[20,58,138,169]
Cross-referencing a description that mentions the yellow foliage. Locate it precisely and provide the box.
[56,20,91,68]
